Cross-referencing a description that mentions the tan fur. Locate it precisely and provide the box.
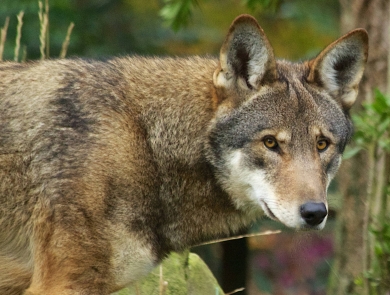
[0,15,368,294]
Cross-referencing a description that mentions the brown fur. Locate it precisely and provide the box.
[0,15,367,294]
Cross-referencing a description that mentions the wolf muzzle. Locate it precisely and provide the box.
[300,202,327,227]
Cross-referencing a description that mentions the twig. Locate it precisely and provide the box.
[21,45,27,62]
[14,11,24,62]
[45,0,49,58]
[135,282,141,295]
[226,287,245,294]
[38,0,49,59]
[159,265,168,295]
[60,22,74,58]
[194,230,281,247]
[0,17,10,61]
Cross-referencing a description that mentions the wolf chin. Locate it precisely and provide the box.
[0,14,368,295]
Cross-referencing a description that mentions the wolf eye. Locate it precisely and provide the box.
[317,139,329,152]
[264,136,278,150]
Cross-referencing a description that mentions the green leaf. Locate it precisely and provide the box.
[343,146,362,159]
[375,88,390,106]
[243,0,279,12]
[375,243,384,256]
[370,89,390,113]
[354,276,364,286]
[159,0,199,31]
[377,117,390,134]
[383,242,390,255]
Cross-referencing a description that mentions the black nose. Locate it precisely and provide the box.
[300,202,327,226]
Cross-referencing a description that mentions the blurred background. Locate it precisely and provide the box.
[0,0,339,60]
[1,1,389,295]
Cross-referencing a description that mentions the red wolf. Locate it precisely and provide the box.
[0,14,368,295]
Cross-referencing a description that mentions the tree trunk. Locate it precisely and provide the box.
[221,237,248,295]
[328,0,389,294]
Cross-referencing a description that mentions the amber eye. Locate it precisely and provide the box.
[264,137,278,149]
[317,139,329,152]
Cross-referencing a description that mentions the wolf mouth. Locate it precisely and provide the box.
[261,201,278,221]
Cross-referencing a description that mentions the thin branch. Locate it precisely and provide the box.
[60,22,74,58]
[45,0,49,58]
[135,283,141,295]
[14,11,24,62]
[194,230,281,247]
[21,45,27,62]
[0,17,10,61]
[38,0,49,59]
[159,265,168,295]
[226,287,245,294]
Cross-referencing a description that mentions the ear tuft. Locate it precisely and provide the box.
[214,14,277,91]
[308,29,369,110]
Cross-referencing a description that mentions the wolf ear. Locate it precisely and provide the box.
[308,29,368,110]
[214,15,277,92]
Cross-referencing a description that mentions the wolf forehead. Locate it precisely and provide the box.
[209,60,353,152]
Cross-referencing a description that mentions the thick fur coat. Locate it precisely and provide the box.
[0,15,368,294]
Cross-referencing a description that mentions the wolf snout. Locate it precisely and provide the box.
[300,202,327,227]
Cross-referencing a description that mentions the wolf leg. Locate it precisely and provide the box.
[23,206,114,295]
[23,245,113,295]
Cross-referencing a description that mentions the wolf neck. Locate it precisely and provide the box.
[122,57,252,251]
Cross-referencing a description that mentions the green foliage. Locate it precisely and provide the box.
[159,0,339,44]
[113,252,225,295]
[344,89,390,159]
[347,89,390,294]
[159,0,289,38]
[242,0,280,12]
[158,0,339,62]
[160,0,199,32]
[364,219,390,292]
[0,0,73,60]
[354,89,390,151]
[0,0,145,59]
[243,0,283,13]
[1,0,339,61]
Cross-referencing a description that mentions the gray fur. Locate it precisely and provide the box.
[0,15,367,295]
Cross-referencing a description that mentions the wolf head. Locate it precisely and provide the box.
[207,15,368,230]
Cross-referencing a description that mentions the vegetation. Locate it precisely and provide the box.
[327,1,390,294]
[349,90,390,294]
[0,0,73,60]
[0,0,339,60]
